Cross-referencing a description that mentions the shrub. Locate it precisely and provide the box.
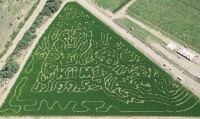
[0,60,19,79]
[18,22,24,28]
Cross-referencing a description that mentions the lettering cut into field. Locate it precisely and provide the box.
[0,2,200,116]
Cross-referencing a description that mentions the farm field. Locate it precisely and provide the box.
[0,0,38,58]
[0,2,200,116]
[127,0,200,53]
[92,0,130,13]
[115,18,165,44]
[179,0,200,10]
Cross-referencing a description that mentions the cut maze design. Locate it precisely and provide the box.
[0,2,200,116]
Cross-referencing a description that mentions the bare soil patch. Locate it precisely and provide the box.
[0,0,38,56]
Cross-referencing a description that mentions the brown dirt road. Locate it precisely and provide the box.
[0,0,46,70]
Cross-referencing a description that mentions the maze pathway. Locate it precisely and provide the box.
[0,2,200,116]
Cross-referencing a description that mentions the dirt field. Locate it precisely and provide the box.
[0,0,38,57]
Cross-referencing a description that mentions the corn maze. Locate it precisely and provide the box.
[0,2,200,116]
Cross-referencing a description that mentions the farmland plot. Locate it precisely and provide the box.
[92,0,130,13]
[179,0,200,10]
[0,2,200,116]
[127,0,200,53]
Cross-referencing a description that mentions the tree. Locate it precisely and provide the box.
[18,22,24,28]
[0,60,19,79]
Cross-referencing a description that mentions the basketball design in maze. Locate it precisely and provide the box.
[0,2,199,116]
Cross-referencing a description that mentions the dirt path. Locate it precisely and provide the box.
[125,15,200,78]
[0,0,47,106]
[111,0,200,79]
[0,0,74,107]
[0,0,46,70]
[0,0,38,56]
[77,0,200,99]
[89,0,200,80]
[111,0,135,19]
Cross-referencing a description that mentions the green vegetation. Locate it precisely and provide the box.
[24,0,40,22]
[127,0,200,53]
[0,60,19,79]
[18,22,24,28]
[115,18,165,44]
[93,0,130,13]
[0,0,40,59]
[0,0,62,83]
[12,0,62,57]
[41,0,62,16]
[0,2,199,116]
[179,0,200,10]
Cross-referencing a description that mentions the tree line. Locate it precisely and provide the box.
[13,0,62,56]
[0,0,62,81]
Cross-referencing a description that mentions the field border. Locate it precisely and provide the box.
[112,0,131,13]
[126,10,199,54]
[113,18,200,84]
